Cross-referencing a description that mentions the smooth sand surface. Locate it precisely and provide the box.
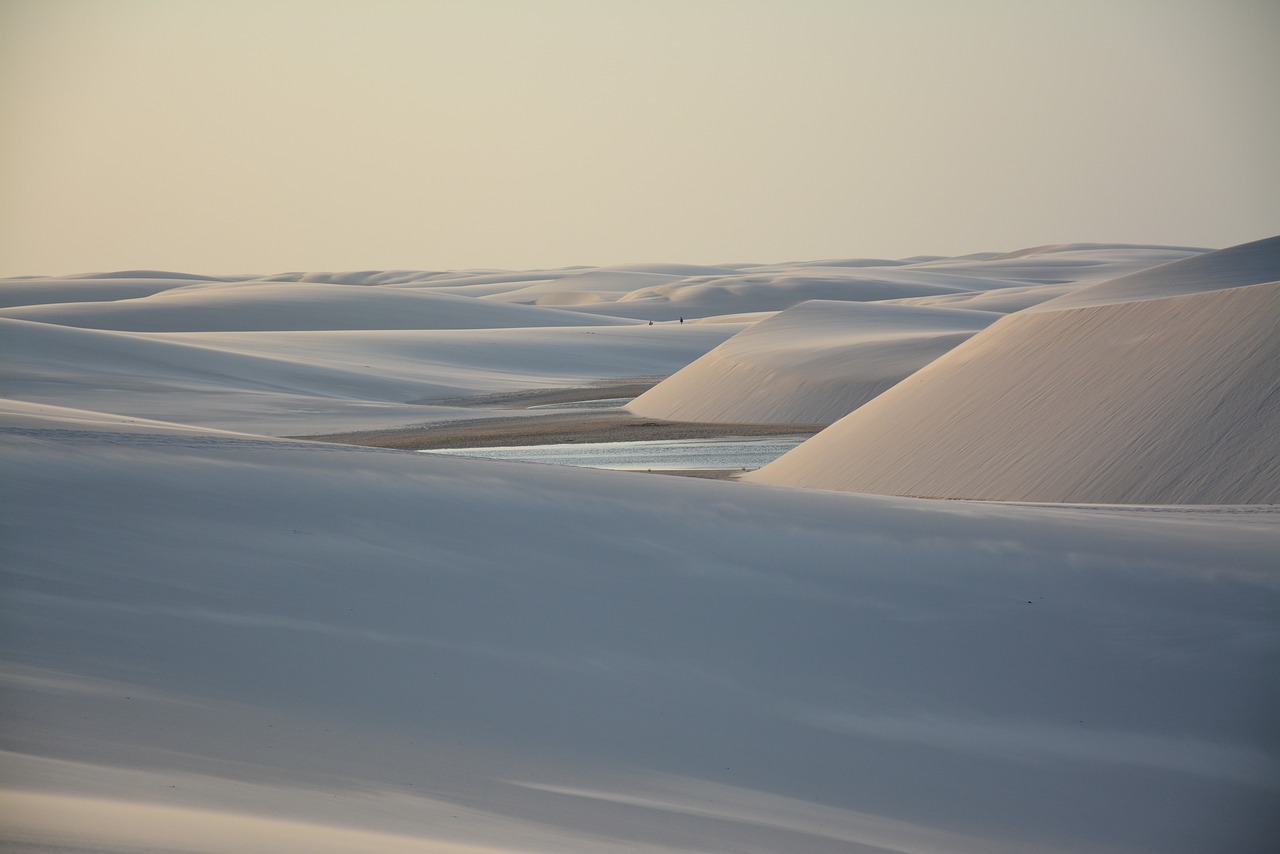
[628,300,998,425]
[752,272,1280,503]
[7,398,1278,854]
[6,243,1279,853]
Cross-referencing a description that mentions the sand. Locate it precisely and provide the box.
[408,378,665,408]
[751,242,1280,503]
[7,395,1278,854]
[628,300,998,425]
[5,242,1280,854]
[299,379,822,451]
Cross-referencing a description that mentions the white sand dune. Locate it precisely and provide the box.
[429,266,745,307]
[3,243,1278,853]
[482,269,690,306]
[907,243,1204,280]
[628,300,998,424]
[610,268,983,317]
[888,281,1083,313]
[3,400,1277,854]
[0,272,246,308]
[749,238,1280,503]
[0,317,739,434]
[0,316,464,399]
[588,248,1199,322]
[885,245,1205,313]
[1028,234,1280,311]
[0,281,632,332]
[626,246,1202,427]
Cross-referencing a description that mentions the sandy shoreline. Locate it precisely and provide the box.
[297,380,823,452]
[408,378,665,409]
[299,409,822,450]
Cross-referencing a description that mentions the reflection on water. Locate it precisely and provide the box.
[525,398,633,411]
[420,435,809,471]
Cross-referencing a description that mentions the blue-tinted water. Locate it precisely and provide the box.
[526,398,632,411]
[419,435,808,471]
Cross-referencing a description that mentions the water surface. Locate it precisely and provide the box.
[420,435,808,471]
[526,398,632,411]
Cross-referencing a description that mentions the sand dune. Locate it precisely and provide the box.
[884,245,1205,313]
[4,400,1277,853]
[912,243,1204,278]
[626,246,1203,428]
[0,281,632,331]
[482,269,690,306]
[887,282,1082,313]
[614,268,979,314]
[0,272,242,308]
[628,300,998,424]
[0,317,466,400]
[588,247,1200,321]
[750,240,1280,503]
[1,317,739,434]
[3,242,1278,853]
[1029,234,1280,311]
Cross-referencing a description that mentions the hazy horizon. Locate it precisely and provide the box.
[2,0,1277,277]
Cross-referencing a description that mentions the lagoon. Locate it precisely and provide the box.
[420,434,808,472]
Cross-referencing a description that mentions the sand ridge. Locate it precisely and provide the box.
[751,263,1280,503]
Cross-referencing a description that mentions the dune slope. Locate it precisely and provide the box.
[0,317,738,434]
[0,282,631,331]
[749,277,1280,504]
[3,401,1278,853]
[1032,235,1280,311]
[628,300,998,425]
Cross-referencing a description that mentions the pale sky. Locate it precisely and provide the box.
[2,0,1277,276]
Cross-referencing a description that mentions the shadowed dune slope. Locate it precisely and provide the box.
[628,300,998,425]
[4,399,1278,853]
[748,275,1280,504]
[0,282,632,331]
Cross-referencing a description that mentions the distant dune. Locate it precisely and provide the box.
[626,245,1204,427]
[0,281,633,331]
[628,300,998,424]
[1027,235,1280,310]
[0,273,240,308]
[749,238,1280,504]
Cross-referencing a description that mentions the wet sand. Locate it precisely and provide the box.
[301,409,822,451]
[299,379,823,453]
[408,379,665,409]
[298,380,821,483]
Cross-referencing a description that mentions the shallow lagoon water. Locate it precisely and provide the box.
[420,435,809,471]
[526,397,633,411]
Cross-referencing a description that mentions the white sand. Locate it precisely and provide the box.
[1030,235,1280,311]
[0,281,633,332]
[0,316,741,434]
[627,245,1205,426]
[3,243,1278,853]
[628,300,998,424]
[750,238,1280,503]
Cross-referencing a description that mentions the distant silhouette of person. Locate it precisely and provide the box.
[679,316,683,324]
[648,320,653,325]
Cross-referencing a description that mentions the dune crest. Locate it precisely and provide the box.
[0,282,632,332]
[628,300,998,425]
[749,239,1280,504]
